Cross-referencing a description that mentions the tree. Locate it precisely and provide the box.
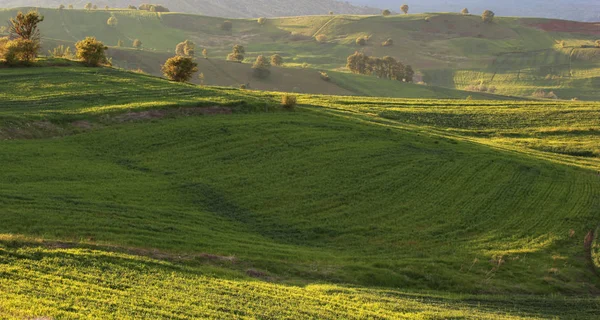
[257,17,266,25]
[133,39,142,49]
[346,51,368,74]
[105,5,109,10]
[162,56,198,82]
[117,39,124,47]
[315,34,327,43]
[9,10,44,41]
[107,16,118,27]
[404,65,414,82]
[85,3,93,10]
[329,11,334,15]
[128,5,137,10]
[227,44,245,62]
[75,37,108,66]
[221,20,232,31]
[401,4,409,14]
[252,55,271,79]
[461,8,469,15]
[3,39,40,64]
[271,54,283,66]
[482,10,495,23]
[382,9,391,16]
[93,5,98,10]
[58,4,65,10]
[68,5,73,9]
[356,36,367,46]
[595,40,600,48]
[175,40,195,57]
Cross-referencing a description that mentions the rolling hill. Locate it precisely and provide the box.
[1,8,598,100]
[1,62,600,318]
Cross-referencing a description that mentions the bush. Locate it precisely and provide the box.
[226,45,245,62]
[175,40,195,57]
[461,8,469,15]
[356,36,367,46]
[400,4,409,14]
[75,37,108,66]
[595,40,600,48]
[382,38,393,47]
[257,17,266,25]
[315,34,327,43]
[3,39,40,65]
[48,44,73,59]
[482,10,495,23]
[252,55,271,79]
[107,16,118,27]
[289,32,310,41]
[271,54,283,66]
[532,90,558,99]
[128,5,137,10]
[281,95,297,109]
[161,56,198,82]
[382,9,391,16]
[221,21,233,31]
[319,71,330,81]
[133,39,142,49]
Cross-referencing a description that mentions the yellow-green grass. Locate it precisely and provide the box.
[1,65,600,319]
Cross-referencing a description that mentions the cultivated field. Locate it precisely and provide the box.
[0,65,599,318]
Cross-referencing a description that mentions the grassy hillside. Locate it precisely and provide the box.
[3,8,597,99]
[1,65,600,318]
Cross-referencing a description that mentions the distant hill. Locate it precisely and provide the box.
[350,0,600,22]
[0,0,379,17]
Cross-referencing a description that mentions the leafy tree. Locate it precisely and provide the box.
[75,37,108,66]
[117,39,124,47]
[85,3,93,10]
[221,20,233,31]
[281,95,297,109]
[461,8,469,15]
[133,39,142,49]
[347,51,368,74]
[356,36,367,46]
[202,48,208,58]
[252,55,271,79]
[401,4,409,14]
[59,4,65,10]
[404,65,414,82]
[482,10,495,23]
[382,9,391,16]
[107,16,118,27]
[162,56,198,82]
[227,44,245,62]
[175,40,195,57]
[9,10,44,41]
[271,54,283,66]
[257,17,266,25]
[315,34,327,43]
[3,39,40,64]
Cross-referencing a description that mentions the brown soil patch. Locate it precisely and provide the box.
[72,120,93,130]
[531,20,600,35]
[115,106,233,122]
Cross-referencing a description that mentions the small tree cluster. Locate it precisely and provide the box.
[75,37,108,66]
[162,56,198,82]
[482,10,495,23]
[175,40,195,57]
[382,9,391,16]
[532,89,558,99]
[252,55,271,79]
[1,11,44,65]
[347,51,414,82]
[139,4,170,12]
[48,44,73,59]
[226,44,245,62]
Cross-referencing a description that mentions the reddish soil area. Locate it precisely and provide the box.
[532,20,600,35]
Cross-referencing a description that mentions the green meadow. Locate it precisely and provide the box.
[0,64,599,318]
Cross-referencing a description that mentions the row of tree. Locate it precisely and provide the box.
[347,51,414,82]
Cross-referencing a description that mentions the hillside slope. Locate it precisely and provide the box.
[1,0,379,17]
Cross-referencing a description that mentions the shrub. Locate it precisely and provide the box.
[252,55,271,79]
[400,4,409,14]
[68,5,73,9]
[271,54,283,66]
[532,89,559,99]
[482,10,495,23]
[356,36,367,46]
[161,56,198,82]
[175,40,195,57]
[466,95,473,101]
[461,8,469,15]
[107,16,118,27]
[289,32,310,41]
[202,48,208,59]
[0,26,7,34]
[382,38,393,47]
[319,71,330,81]
[226,45,245,62]
[329,11,334,15]
[221,21,233,31]
[59,4,65,10]
[595,40,600,48]
[281,95,297,109]
[425,17,430,22]
[240,84,247,89]
[128,5,137,10]
[257,17,266,25]
[117,39,124,47]
[315,34,327,43]
[75,37,108,66]
[48,44,73,59]
[133,39,142,49]
[382,9,391,16]
[85,3,93,10]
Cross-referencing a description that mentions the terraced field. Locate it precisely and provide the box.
[0,65,599,318]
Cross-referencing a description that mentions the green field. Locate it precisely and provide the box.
[1,7,599,100]
[0,64,600,318]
